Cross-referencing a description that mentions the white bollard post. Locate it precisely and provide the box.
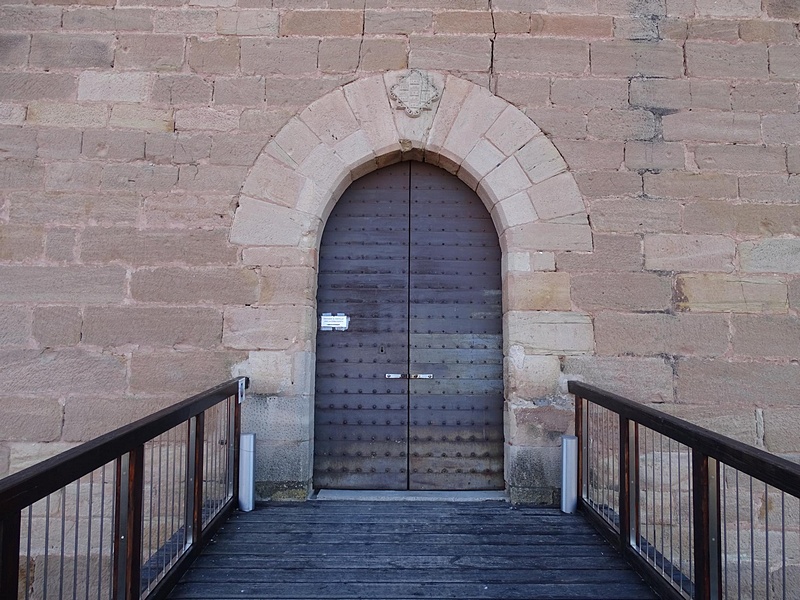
[561,435,578,514]
[239,433,255,512]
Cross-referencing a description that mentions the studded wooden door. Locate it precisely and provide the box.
[314,162,504,491]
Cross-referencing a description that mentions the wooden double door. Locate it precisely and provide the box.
[313,162,504,490]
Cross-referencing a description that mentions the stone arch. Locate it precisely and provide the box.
[228,71,595,500]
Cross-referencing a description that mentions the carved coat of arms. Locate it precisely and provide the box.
[390,70,440,117]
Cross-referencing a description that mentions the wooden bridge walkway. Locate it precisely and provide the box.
[167,500,658,600]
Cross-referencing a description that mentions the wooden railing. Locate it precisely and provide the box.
[570,381,800,600]
[0,377,248,600]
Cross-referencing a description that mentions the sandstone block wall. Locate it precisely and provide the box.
[0,0,798,500]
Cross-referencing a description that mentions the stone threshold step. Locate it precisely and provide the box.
[310,490,509,502]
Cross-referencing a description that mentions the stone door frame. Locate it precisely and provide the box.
[226,71,594,499]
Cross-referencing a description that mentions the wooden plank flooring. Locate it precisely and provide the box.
[168,501,658,600]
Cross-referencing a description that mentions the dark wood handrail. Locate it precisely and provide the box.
[0,377,248,515]
[569,381,800,498]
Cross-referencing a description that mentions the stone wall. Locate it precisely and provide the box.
[0,0,798,502]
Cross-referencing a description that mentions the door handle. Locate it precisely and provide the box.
[385,373,407,379]
[385,374,434,379]
[411,374,434,379]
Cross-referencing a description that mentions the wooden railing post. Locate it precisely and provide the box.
[114,446,145,600]
[0,511,21,599]
[619,417,638,551]
[574,395,583,504]
[692,450,722,600]
[185,412,206,551]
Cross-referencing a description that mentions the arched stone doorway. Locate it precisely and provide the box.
[227,71,594,500]
[314,161,504,491]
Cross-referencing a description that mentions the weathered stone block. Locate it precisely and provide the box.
[45,227,77,263]
[769,45,800,80]
[762,114,800,145]
[533,14,612,37]
[564,356,674,403]
[764,0,800,20]
[788,147,800,175]
[152,74,213,104]
[130,350,246,395]
[495,38,588,74]
[175,108,238,132]
[0,103,26,125]
[230,197,319,248]
[551,78,627,109]
[630,78,690,110]
[590,40,683,77]
[82,306,223,347]
[234,351,295,396]
[739,20,796,43]
[243,394,313,443]
[763,409,800,454]
[506,445,561,505]
[0,33,30,67]
[505,354,561,402]
[686,41,768,79]
[217,9,279,35]
[131,267,260,304]
[81,227,236,266]
[0,306,30,346]
[739,175,800,204]
[281,10,362,36]
[587,108,656,141]
[740,239,800,274]
[100,163,178,191]
[360,38,408,71]
[663,111,761,144]
[241,38,318,75]
[109,105,174,132]
[645,234,735,272]
[694,144,786,173]
[153,8,216,34]
[260,266,316,306]
[143,193,234,228]
[146,132,211,164]
[62,7,154,32]
[683,202,800,237]
[732,315,800,358]
[214,77,265,107]
[501,221,593,252]
[556,233,643,272]
[364,9,432,34]
[0,225,43,261]
[33,306,82,347]
[45,162,102,192]
[187,35,239,74]
[494,75,550,108]
[553,140,624,172]
[254,440,311,490]
[572,272,672,312]
[409,34,491,71]
[625,141,684,171]
[178,164,248,193]
[9,191,139,225]
[676,274,788,313]
[508,405,573,447]
[644,172,737,199]
[732,82,797,113]
[505,272,571,311]
[574,171,642,198]
[677,359,800,406]
[505,311,593,355]
[516,136,568,187]
[116,33,184,70]
[0,266,126,304]
[595,312,729,357]
[30,33,114,69]
[78,72,151,103]
[0,349,126,396]
[82,130,145,161]
[0,397,62,442]
[223,306,315,351]
[0,6,62,31]
[27,102,108,128]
